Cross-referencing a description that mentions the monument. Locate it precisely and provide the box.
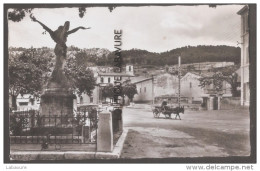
[30,15,90,125]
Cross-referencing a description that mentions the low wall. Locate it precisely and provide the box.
[220,97,242,110]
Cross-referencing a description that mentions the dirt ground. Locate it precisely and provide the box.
[121,107,250,158]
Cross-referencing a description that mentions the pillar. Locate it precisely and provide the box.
[97,112,113,152]
[208,96,214,110]
[217,96,221,110]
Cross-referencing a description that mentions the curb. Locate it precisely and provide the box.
[10,129,128,161]
[95,129,128,159]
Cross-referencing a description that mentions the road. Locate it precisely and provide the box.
[121,106,250,158]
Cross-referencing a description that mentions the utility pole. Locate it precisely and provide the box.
[178,56,181,108]
[199,56,201,75]
[152,75,154,105]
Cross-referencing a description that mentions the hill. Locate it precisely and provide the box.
[9,45,241,67]
[116,45,240,66]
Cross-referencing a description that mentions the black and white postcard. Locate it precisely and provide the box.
[3,3,257,168]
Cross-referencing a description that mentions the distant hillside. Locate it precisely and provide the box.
[9,45,240,67]
[110,45,240,66]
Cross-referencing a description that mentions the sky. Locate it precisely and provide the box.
[8,5,244,52]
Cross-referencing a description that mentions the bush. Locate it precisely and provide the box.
[10,114,28,135]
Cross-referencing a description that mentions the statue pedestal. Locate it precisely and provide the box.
[40,88,76,126]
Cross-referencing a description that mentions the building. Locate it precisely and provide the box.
[78,64,135,105]
[11,94,40,111]
[180,72,205,102]
[132,72,232,110]
[237,6,250,106]
[132,77,154,103]
[132,72,205,104]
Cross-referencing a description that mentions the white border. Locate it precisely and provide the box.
[1,1,259,171]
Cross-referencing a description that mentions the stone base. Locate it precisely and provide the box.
[40,89,76,126]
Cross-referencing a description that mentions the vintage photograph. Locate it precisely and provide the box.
[4,4,256,163]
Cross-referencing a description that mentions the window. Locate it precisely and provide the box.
[80,97,83,104]
[30,98,35,105]
[129,66,131,71]
[90,97,93,103]
[108,77,111,83]
[246,47,249,64]
[243,13,248,34]
[190,82,192,88]
[101,77,104,83]
[144,87,146,93]
[19,102,28,106]
[114,76,122,81]
[140,88,142,93]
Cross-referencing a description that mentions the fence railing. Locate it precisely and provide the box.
[10,108,98,147]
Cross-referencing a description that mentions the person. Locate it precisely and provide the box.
[161,100,169,111]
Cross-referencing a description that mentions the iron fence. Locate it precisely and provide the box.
[9,108,98,149]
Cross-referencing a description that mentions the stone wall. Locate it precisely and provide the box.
[220,97,242,110]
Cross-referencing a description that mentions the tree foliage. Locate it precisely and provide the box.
[100,82,137,103]
[101,84,114,99]
[64,56,96,96]
[199,72,225,92]
[211,65,240,97]
[9,47,97,109]
[199,65,240,96]
[122,83,138,102]
[9,48,52,109]
[65,45,240,67]
[8,6,115,22]
[117,45,240,66]
[8,8,33,22]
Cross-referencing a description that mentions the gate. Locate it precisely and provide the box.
[213,96,218,110]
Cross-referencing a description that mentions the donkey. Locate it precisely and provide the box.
[163,106,184,120]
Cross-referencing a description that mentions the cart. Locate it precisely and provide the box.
[152,105,184,120]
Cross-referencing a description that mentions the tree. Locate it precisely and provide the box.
[186,65,195,72]
[122,83,138,102]
[8,48,52,110]
[199,72,225,93]
[64,56,96,97]
[8,6,116,22]
[220,65,240,97]
[100,84,114,100]
[199,65,240,97]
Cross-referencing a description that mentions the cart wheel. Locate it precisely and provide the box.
[156,112,160,118]
[165,114,171,119]
[153,109,160,118]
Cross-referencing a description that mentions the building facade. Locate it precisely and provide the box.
[78,64,135,105]
[237,6,250,106]
[11,94,40,111]
[132,78,153,103]
[132,72,232,107]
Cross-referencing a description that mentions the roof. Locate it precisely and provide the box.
[130,76,148,82]
[184,72,202,77]
[199,72,215,77]
[17,94,33,99]
[155,94,188,98]
[237,5,249,15]
[132,77,153,84]
[98,72,135,77]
